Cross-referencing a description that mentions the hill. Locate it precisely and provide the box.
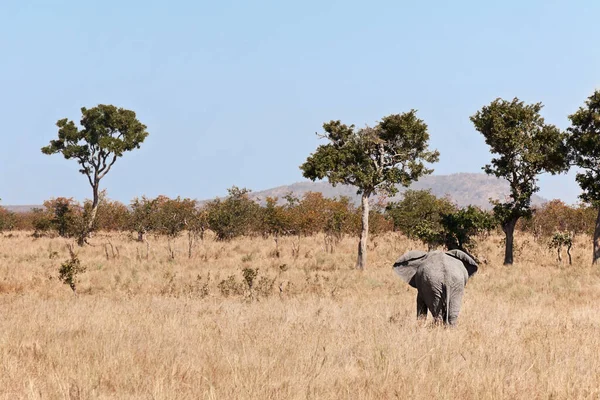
[3,173,546,212]
[2,205,41,213]
[248,173,546,209]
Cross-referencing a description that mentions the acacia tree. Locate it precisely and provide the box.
[567,90,600,264]
[471,98,567,265]
[42,105,149,245]
[301,111,439,269]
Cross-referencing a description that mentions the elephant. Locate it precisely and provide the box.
[392,249,478,326]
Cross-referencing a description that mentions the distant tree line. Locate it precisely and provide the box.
[1,189,596,255]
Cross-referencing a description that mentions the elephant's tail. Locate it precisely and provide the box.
[443,282,450,325]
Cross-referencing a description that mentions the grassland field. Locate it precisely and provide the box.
[1,231,600,399]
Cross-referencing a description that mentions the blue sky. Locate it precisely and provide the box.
[1,0,598,205]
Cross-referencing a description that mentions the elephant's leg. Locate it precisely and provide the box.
[419,283,444,324]
[429,296,444,325]
[416,292,428,320]
[428,288,444,324]
[447,290,464,326]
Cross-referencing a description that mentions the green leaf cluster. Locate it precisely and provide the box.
[206,187,261,241]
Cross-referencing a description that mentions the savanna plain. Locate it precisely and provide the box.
[1,231,600,399]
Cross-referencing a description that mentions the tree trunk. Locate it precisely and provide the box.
[356,193,370,270]
[592,207,600,265]
[78,184,100,246]
[274,234,280,258]
[168,237,175,260]
[291,235,300,259]
[87,185,100,232]
[502,217,518,265]
[188,231,194,259]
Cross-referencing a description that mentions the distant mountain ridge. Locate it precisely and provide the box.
[3,173,546,212]
[2,205,41,213]
[247,173,547,209]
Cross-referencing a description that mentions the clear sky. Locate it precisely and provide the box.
[1,0,598,205]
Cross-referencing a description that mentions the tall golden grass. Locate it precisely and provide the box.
[1,231,600,399]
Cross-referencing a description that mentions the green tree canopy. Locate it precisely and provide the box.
[386,189,456,240]
[440,205,496,252]
[301,111,439,269]
[385,190,494,253]
[301,112,439,196]
[567,90,600,263]
[471,98,567,265]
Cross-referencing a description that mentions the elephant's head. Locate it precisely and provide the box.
[445,249,478,277]
[392,250,427,288]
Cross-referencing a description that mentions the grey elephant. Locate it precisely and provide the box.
[392,249,478,326]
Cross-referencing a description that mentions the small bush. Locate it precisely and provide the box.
[31,208,53,238]
[185,274,210,298]
[206,187,261,241]
[549,232,573,265]
[160,271,177,296]
[255,276,275,298]
[58,246,86,293]
[0,207,16,232]
[242,267,259,290]
[218,275,244,297]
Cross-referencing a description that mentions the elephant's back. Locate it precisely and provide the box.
[441,255,469,286]
[415,253,446,286]
[415,251,468,287]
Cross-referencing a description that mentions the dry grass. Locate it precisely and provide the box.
[1,230,600,399]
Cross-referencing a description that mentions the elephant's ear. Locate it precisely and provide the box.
[392,250,427,288]
[445,249,478,277]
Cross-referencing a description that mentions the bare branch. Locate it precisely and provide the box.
[76,156,95,188]
[97,151,111,175]
[99,155,118,180]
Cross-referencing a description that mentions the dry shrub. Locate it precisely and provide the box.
[218,275,244,297]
